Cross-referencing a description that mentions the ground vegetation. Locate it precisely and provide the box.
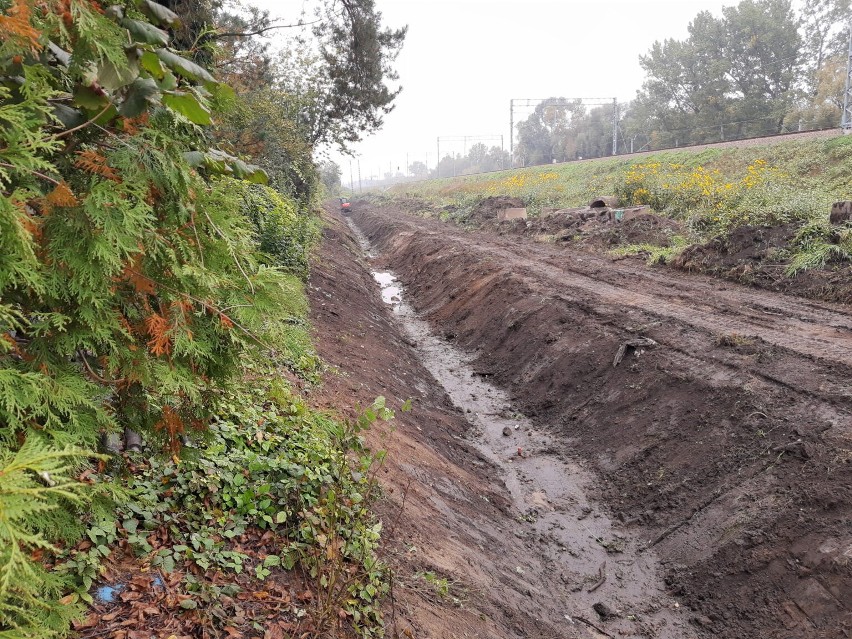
[386,133,852,287]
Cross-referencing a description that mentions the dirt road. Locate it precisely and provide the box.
[334,202,852,639]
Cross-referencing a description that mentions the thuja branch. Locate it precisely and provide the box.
[51,103,113,140]
[125,269,271,349]
[77,351,126,386]
[0,162,62,187]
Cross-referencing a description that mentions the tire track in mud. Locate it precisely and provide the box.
[379,221,852,369]
[352,203,852,639]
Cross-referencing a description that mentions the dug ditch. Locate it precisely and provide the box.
[347,201,852,639]
[344,214,698,638]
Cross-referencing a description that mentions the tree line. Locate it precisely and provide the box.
[516,0,849,166]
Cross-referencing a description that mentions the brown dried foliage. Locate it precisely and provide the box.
[75,149,121,182]
[0,0,42,53]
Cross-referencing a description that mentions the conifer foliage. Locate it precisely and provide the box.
[0,1,294,634]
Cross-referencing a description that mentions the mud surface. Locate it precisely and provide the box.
[347,218,699,638]
[346,202,852,639]
[674,224,852,305]
[309,210,703,638]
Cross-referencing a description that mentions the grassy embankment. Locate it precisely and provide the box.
[385,136,852,275]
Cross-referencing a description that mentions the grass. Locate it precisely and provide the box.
[385,135,852,275]
[609,234,691,265]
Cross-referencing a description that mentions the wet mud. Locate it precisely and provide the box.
[346,217,696,637]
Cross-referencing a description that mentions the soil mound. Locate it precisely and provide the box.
[675,223,852,304]
[580,213,683,250]
[537,206,607,235]
[676,224,795,268]
[467,195,525,225]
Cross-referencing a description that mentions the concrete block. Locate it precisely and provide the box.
[498,207,528,222]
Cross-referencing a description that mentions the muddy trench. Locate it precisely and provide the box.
[329,203,852,639]
[346,214,698,637]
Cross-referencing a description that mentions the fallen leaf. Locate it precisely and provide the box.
[71,613,98,630]
[130,574,152,589]
[101,612,119,622]
[263,625,284,639]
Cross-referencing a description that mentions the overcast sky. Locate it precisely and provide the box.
[251,0,734,179]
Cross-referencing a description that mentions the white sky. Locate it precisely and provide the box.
[252,0,734,179]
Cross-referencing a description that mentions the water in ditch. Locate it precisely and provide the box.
[347,217,698,638]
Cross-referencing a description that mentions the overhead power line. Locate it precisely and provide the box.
[436,135,505,177]
[509,97,617,166]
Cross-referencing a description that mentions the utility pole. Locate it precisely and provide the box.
[357,159,362,193]
[612,98,618,155]
[436,137,440,178]
[501,134,504,170]
[509,99,514,168]
[348,160,354,192]
[842,22,852,131]
[511,97,618,161]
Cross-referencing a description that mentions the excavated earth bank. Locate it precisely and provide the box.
[345,202,852,639]
[309,210,702,638]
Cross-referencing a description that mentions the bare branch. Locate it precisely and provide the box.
[214,19,320,39]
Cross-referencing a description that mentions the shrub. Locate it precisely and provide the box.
[240,183,321,278]
[0,1,310,634]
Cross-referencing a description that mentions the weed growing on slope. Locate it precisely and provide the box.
[614,159,828,234]
[785,220,852,275]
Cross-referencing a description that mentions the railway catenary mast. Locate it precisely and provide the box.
[842,22,852,131]
[509,98,618,168]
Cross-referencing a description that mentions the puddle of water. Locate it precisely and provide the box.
[346,217,697,638]
[373,272,402,307]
